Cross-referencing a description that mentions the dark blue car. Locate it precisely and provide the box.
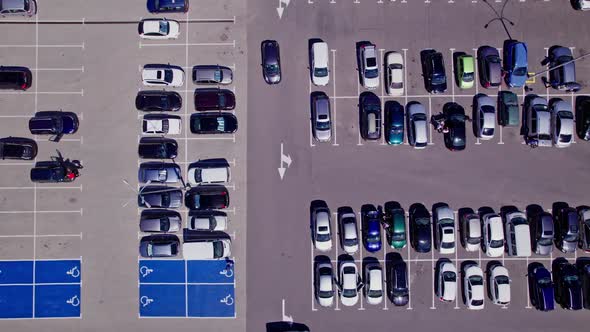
[530,265,555,311]
[503,40,528,88]
[385,101,404,145]
[147,0,189,13]
[29,111,79,142]
[363,208,382,252]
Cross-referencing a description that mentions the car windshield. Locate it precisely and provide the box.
[490,239,504,248]
[265,63,279,75]
[316,120,330,130]
[512,217,527,225]
[416,217,429,226]
[470,276,483,286]
[159,218,170,231]
[538,238,552,246]
[159,21,169,34]
[344,238,357,246]
[564,275,579,283]
[467,237,480,244]
[472,300,484,306]
[213,241,223,258]
[319,290,334,298]
[514,67,527,76]
[538,277,551,286]
[366,58,377,67]
[432,74,445,84]
[314,67,328,77]
[564,233,579,242]
[342,289,356,298]
[488,55,501,63]
[482,128,494,136]
[317,233,330,242]
[367,233,380,243]
[496,276,510,285]
[442,242,454,249]
[443,271,456,282]
[392,232,405,241]
[462,72,474,82]
[391,82,403,89]
[368,289,382,298]
[365,68,378,78]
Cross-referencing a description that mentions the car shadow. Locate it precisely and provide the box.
[477,206,495,252]
[457,207,475,249]
[182,229,230,241]
[575,96,590,140]
[521,93,537,137]
[420,49,436,92]
[552,201,570,220]
[266,322,310,332]
[472,93,486,138]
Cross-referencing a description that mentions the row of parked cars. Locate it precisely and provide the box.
[311,202,590,256]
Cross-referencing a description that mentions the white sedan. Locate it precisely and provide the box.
[385,51,404,96]
[315,262,335,307]
[188,213,228,231]
[142,115,181,135]
[489,264,511,306]
[312,206,332,251]
[483,213,504,257]
[339,261,361,306]
[437,261,457,302]
[142,65,184,87]
[138,19,180,40]
[463,264,485,310]
[364,262,383,305]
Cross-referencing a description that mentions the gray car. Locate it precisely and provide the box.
[531,212,554,256]
[474,94,496,140]
[192,65,233,85]
[138,162,181,184]
[0,0,36,17]
[555,207,579,253]
[311,92,331,142]
[477,46,502,88]
[261,40,281,84]
[139,234,180,257]
[547,46,578,91]
[138,186,182,208]
[140,209,181,233]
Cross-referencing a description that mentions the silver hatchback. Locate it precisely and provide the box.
[0,0,36,17]
[311,92,332,142]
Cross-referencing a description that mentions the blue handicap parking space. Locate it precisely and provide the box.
[139,260,185,283]
[0,261,33,284]
[187,260,234,284]
[36,260,81,284]
[35,285,81,318]
[139,284,186,317]
[187,284,235,317]
[0,285,33,318]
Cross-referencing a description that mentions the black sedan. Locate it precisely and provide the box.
[553,259,583,310]
[28,111,79,142]
[138,137,178,159]
[442,102,466,151]
[138,186,183,208]
[387,260,409,306]
[576,96,590,141]
[359,92,381,140]
[261,40,281,84]
[194,88,236,111]
[185,185,230,210]
[0,137,37,160]
[135,90,182,112]
[138,162,181,184]
[140,209,182,233]
[139,234,180,258]
[409,203,431,253]
[190,113,238,134]
[30,161,71,183]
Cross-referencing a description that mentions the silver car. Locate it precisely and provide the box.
[407,102,428,149]
[311,92,331,142]
[140,209,181,233]
[0,0,36,17]
[188,211,228,231]
[138,162,181,184]
[192,65,233,85]
[474,94,495,140]
[532,212,553,256]
[549,98,574,148]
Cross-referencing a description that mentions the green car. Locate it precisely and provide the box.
[498,91,519,127]
[456,54,474,89]
[384,203,407,249]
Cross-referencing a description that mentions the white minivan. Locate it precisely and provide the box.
[187,162,230,185]
[311,41,329,86]
[183,239,231,260]
[504,211,531,257]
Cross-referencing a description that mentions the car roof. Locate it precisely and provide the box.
[467,217,481,237]
[478,95,495,108]
[552,99,572,114]
[312,42,329,67]
[436,206,454,221]
[408,103,426,116]
[460,55,474,71]
[512,42,528,65]
[1,0,25,10]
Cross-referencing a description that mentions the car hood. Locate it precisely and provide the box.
[315,125,331,141]
[313,75,329,86]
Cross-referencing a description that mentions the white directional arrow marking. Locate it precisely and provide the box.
[277,0,291,19]
[278,142,292,180]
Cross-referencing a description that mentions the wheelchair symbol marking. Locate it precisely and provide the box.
[140,296,154,307]
[66,266,80,278]
[66,295,80,307]
[220,294,234,306]
[140,266,154,278]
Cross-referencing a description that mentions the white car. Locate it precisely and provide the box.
[314,262,335,307]
[358,43,379,89]
[482,213,504,257]
[312,206,332,251]
[182,239,231,260]
[339,211,359,254]
[550,99,574,148]
[434,205,455,254]
[574,0,590,10]
[142,114,182,135]
[339,261,361,306]
[437,261,457,302]
[364,262,383,305]
[407,102,428,149]
[526,96,552,147]
[310,41,329,86]
[489,264,511,306]
[463,264,485,310]
[385,51,404,96]
[142,65,184,87]
[475,94,496,140]
[188,212,228,231]
[138,19,180,39]
[462,213,481,252]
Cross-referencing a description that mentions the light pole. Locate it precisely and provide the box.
[483,0,514,40]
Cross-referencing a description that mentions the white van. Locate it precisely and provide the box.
[504,211,531,257]
[311,41,329,86]
[187,164,230,185]
[183,239,231,260]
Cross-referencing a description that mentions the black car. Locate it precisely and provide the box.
[138,137,178,159]
[421,50,447,94]
[546,45,579,92]
[387,260,409,306]
[0,137,37,160]
[359,92,381,140]
[578,260,590,310]
[185,185,230,210]
[261,40,281,84]
[477,46,502,88]
[554,206,579,253]
[442,102,466,151]
[0,66,32,90]
[190,113,238,134]
[194,88,236,111]
[409,203,431,253]
[384,101,404,145]
[28,111,79,142]
[552,259,583,310]
[139,234,180,258]
[147,0,189,13]
[529,264,555,311]
[138,186,182,208]
[135,90,182,112]
[30,161,70,183]
[138,162,181,184]
[576,96,590,141]
[140,209,182,233]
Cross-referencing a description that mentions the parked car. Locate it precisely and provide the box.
[409,203,431,253]
[442,102,466,151]
[147,0,189,13]
[138,137,178,159]
[549,98,574,148]
[477,46,502,88]
[362,207,381,252]
[497,91,519,127]
[433,204,455,254]
[28,111,79,142]
[314,262,334,307]
[456,54,474,89]
[526,95,552,147]
[407,102,428,149]
[488,263,511,306]
[339,261,361,306]
[187,160,230,185]
[138,18,179,39]
[461,212,481,252]
[387,261,409,306]
[0,0,35,17]
[138,186,182,208]
[182,238,231,260]
[553,259,583,310]
[190,113,237,134]
[529,264,555,311]
[139,234,180,258]
[364,262,384,305]
[185,185,229,210]
[482,213,504,257]
[138,162,181,184]
[0,137,37,160]
[140,209,181,233]
[30,160,76,183]
[312,206,333,252]
[359,92,381,140]
[383,203,406,249]
[142,64,184,87]
[358,42,379,89]
[554,207,580,253]
[547,46,578,91]
[503,40,528,88]
[192,65,233,85]
[261,40,281,84]
[135,90,182,112]
[436,261,457,302]
[463,263,485,310]
[530,212,554,256]
[576,96,590,140]
[310,41,329,86]
[421,50,447,93]
[142,114,182,135]
[504,210,531,257]
[187,211,228,231]
[579,260,590,309]
[474,94,495,140]
[310,92,332,142]
[385,51,404,95]
[579,207,590,252]
[384,101,404,145]
[573,0,590,10]
[0,66,32,90]
[194,88,235,111]
[338,210,359,254]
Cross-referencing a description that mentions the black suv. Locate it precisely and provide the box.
[0,66,32,90]
[552,259,583,310]
[185,185,230,210]
[138,137,178,159]
[29,111,79,142]
[135,91,181,112]
[442,102,466,151]
[190,113,238,134]
[421,50,447,94]
[409,203,431,253]
[147,0,189,13]
[0,137,37,160]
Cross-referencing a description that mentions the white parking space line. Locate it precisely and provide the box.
[450,48,455,102]
[31,67,85,72]
[0,44,84,48]
[405,211,412,310]
[430,226,436,309]
[0,90,84,95]
[453,211,460,309]
[382,229,388,311]
[311,242,317,311]
[331,49,339,147]
[356,211,365,310]
[139,41,235,48]
[309,121,316,148]
[428,96,433,144]
[379,48,387,146]
[0,233,82,238]
[0,209,83,214]
[0,185,82,190]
